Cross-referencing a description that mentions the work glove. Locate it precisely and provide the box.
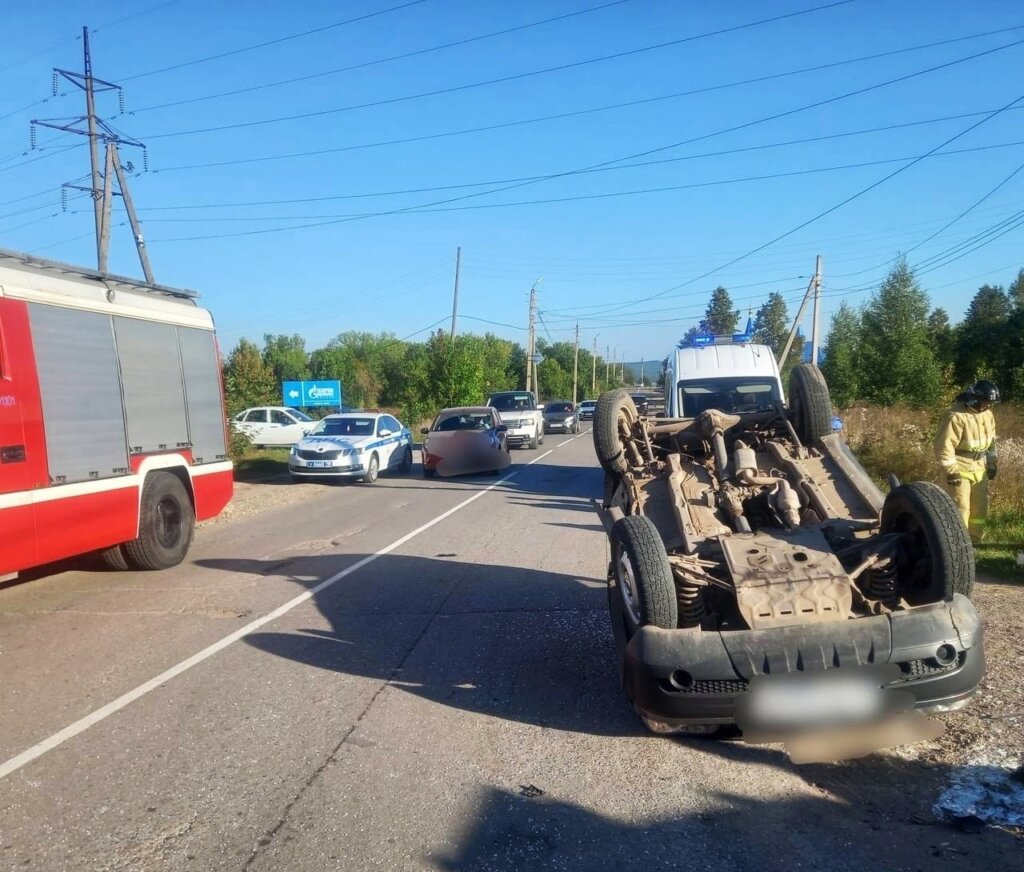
[946,471,963,487]
[987,464,997,481]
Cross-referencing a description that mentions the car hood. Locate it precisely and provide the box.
[296,434,370,452]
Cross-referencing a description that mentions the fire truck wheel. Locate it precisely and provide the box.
[99,544,130,571]
[122,472,195,571]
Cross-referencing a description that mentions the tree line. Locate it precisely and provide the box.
[223,330,625,426]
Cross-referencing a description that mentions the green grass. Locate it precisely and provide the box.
[232,448,291,482]
[976,508,1024,579]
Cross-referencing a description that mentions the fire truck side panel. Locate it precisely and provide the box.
[28,302,131,483]
[114,316,190,454]
[177,326,229,467]
[33,482,139,567]
[191,463,234,520]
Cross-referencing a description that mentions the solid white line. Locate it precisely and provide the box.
[0,433,582,780]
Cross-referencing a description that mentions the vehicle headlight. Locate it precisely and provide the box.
[290,445,297,456]
[354,447,364,455]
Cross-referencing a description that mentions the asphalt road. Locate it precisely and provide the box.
[0,432,1017,871]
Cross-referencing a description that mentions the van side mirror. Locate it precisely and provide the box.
[420,427,429,435]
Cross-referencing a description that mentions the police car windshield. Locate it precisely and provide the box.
[489,394,533,411]
[312,417,375,437]
[678,379,778,416]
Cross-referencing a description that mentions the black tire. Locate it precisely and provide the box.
[880,481,974,603]
[609,515,677,634]
[122,472,195,571]
[593,390,638,475]
[99,544,130,571]
[789,364,833,444]
[529,431,539,450]
[423,466,436,478]
[362,452,379,484]
[399,446,413,474]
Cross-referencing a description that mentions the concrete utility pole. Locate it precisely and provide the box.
[450,246,461,338]
[526,281,539,393]
[32,26,153,280]
[572,322,580,405]
[640,358,645,387]
[591,335,599,394]
[810,254,824,366]
[605,345,610,383]
[780,256,823,367]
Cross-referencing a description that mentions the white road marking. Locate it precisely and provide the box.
[0,433,586,780]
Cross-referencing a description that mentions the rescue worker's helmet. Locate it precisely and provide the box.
[967,380,1000,405]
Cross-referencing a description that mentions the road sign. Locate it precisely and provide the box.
[530,353,543,364]
[282,380,343,408]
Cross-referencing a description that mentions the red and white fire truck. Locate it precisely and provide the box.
[0,248,233,576]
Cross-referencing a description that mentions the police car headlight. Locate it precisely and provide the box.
[354,447,364,455]
[290,445,298,456]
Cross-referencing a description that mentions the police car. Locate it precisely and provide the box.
[288,412,413,483]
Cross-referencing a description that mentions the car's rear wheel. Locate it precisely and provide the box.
[594,390,639,474]
[362,452,379,484]
[789,364,833,444]
[122,472,195,571]
[875,481,974,603]
[609,515,677,635]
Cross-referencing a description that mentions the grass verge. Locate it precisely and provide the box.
[233,448,291,482]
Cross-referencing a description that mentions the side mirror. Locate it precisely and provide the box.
[496,424,508,433]
[420,427,430,435]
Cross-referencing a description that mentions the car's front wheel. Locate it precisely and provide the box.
[399,446,413,474]
[362,452,379,484]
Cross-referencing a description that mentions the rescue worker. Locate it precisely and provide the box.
[935,380,999,543]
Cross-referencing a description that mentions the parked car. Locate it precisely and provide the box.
[288,412,412,483]
[233,406,314,447]
[486,390,544,449]
[593,336,983,750]
[577,399,597,421]
[420,407,511,478]
[542,400,579,434]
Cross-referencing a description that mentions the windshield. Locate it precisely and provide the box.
[434,412,493,431]
[546,402,573,413]
[311,417,375,437]
[579,401,596,408]
[290,410,314,422]
[677,378,779,416]
[489,393,533,411]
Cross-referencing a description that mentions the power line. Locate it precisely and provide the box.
[149,37,1024,243]
[138,1,856,140]
[116,0,431,83]
[128,0,632,114]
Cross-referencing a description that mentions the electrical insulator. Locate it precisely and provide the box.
[143,148,149,172]
[52,71,59,96]
[29,125,37,149]
[61,187,68,211]
[119,89,125,114]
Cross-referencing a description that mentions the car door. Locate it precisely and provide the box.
[240,408,269,444]
[267,409,303,446]
[376,416,399,467]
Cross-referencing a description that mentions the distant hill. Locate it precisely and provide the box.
[619,360,662,386]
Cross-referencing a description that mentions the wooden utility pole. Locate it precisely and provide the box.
[450,246,461,338]
[572,322,580,405]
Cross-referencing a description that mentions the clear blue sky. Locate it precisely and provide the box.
[2,0,1023,363]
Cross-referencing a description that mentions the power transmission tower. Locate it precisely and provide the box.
[572,322,579,405]
[450,246,461,338]
[31,26,153,281]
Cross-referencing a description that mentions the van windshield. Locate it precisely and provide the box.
[678,379,779,416]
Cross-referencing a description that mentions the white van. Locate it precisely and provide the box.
[664,338,783,418]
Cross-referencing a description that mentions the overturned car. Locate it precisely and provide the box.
[593,341,983,742]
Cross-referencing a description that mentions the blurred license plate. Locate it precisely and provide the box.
[307,460,333,468]
[744,673,886,731]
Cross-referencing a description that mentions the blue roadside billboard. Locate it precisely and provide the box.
[282,380,343,408]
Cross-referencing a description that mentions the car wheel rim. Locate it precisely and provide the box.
[156,497,182,548]
[617,550,642,625]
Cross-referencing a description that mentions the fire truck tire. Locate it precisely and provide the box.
[594,390,638,475]
[122,472,195,571]
[878,481,974,603]
[99,544,130,571]
[788,364,833,444]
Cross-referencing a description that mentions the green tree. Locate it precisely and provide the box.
[425,331,484,408]
[821,303,862,408]
[954,284,1012,387]
[1008,267,1024,310]
[858,260,942,407]
[926,307,957,379]
[704,286,739,335]
[752,292,789,355]
[223,338,278,414]
[262,334,309,382]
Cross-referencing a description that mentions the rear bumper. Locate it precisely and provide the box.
[618,594,985,726]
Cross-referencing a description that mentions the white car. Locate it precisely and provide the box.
[232,406,315,447]
[288,412,413,483]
